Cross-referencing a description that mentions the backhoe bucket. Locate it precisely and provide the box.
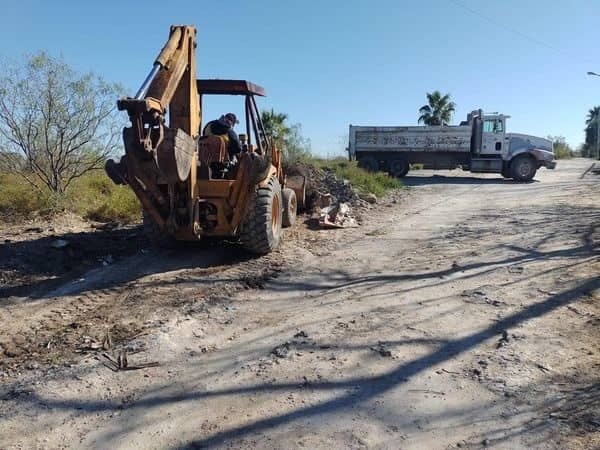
[156,128,196,183]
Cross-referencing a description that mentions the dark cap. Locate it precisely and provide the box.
[225,113,239,124]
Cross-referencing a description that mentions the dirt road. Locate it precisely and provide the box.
[1,159,598,449]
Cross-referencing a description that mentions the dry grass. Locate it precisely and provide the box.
[0,170,140,223]
[312,157,402,197]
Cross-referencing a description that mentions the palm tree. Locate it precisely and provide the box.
[585,106,600,158]
[585,106,600,127]
[418,91,456,126]
[260,109,291,148]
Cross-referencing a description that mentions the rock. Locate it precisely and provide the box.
[271,343,291,358]
[101,255,114,266]
[359,192,377,204]
[4,344,24,357]
[313,192,335,209]
[294,330,309,338]
[12,334,26,345]
[371,342,392,357]
[50,239,69,249]
[496,330,510,348]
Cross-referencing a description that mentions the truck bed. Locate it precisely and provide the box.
[349,125,472,154]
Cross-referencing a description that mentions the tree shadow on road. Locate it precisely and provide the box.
[402,174,531,186]
[7,276,598,448]
[0,226,254,301]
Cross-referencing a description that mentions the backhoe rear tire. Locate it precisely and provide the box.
[282,188,297,228]
[240,177,283,255]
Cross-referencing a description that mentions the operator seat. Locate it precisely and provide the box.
[196,135,229,180]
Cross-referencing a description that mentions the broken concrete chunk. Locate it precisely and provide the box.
[319,202,359,229]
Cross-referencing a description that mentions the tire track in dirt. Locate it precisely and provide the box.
[0,237,310,376]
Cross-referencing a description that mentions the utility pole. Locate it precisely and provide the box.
[597,114,600,160]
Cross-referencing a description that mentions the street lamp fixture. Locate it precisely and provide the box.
[586,71,600,160]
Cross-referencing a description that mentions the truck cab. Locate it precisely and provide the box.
[481,114,508,156]
[470,112,555,180]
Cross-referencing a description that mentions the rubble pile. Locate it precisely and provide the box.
[321,171,361,206]
[286,161,380,229]
[286,162,367,210]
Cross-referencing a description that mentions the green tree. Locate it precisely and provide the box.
[584,106,600,159]
[0,52,124,194]
[260,108,311,165]
[418,91,456,126]
[547,135,573,159]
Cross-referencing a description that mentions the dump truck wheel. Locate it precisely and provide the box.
[501,167,512,179]
[358,156,379,172]
[142,210,176,249]
[240,177,283,254]
[510,155,537,182]
[282,188,297,228]
[389,158,409,178]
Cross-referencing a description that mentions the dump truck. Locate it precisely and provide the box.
[105,25,305,254]
[348,110,556,181]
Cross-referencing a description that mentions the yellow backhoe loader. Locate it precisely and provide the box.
[105,25,305,254]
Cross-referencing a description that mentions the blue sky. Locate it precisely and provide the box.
[2,0,598,156]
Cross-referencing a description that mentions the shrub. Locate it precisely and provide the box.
[548,136,573,160]
[66,171,140,223]
[312,157,402,197]
[0,173,58,219]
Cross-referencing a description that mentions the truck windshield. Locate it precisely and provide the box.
[483,120,503,133]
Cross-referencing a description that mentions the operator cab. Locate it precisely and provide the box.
[196,79,270,180]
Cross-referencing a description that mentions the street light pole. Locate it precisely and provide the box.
[587,72,600,159]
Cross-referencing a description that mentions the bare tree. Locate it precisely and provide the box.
[0,52,124,194]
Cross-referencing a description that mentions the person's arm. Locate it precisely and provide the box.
[228,129,242,156]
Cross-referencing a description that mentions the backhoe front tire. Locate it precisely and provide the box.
[240,177,283,255]
[282,188,297,228]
